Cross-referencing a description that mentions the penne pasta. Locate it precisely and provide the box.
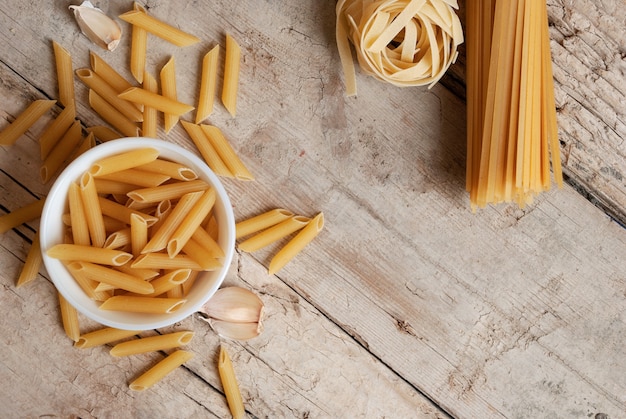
[191,226,225,258]
[16,232,42,287]
[40,119,82,183]
[104,228,131,249]
[218,345,245,419]
[94,179,137,195]
[196,45,220,123]
[166,284,184,299]
[0,99,56,146]
[39,102,76,160]
[90,147,159,177]
[114,262,160,280]
[222,34,241,118]
[86,125,123,143]
[181,238,222,270]
[130,213,148,257]
[90,51,135,98]
[47,243,133,266]
[110,331,194,357]
[100,295,187,314]
[98,196,158,227]
[65,261,112,301]
[129,350,194,391]
[119,10,200,47]
[180,120,233,177]
[127,179,209,204]
[98,168,170,188]
[131,252,217,270]
[71,261,155,294]
[118,87,195,116]
[0,199,45,234]
[68,182,90,246]
[52,41,75,108]
[160,56,179,133]
[88,90,141,139]
[75,327,141,349]
[136,268,191,297]
[181,269,199,296]
[235,208,295,239]
[200,125,254,180]
[237,215,310,253]
[167,188,216,257]
[137,159,198,181]
[72,131,96,160]
[268,212,324,274]
[141,71,158,138]
[58,292,81,342]
[79,172,107,247]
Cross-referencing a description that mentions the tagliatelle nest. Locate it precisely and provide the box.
[336,0,464,96]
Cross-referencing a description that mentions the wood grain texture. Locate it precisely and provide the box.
[0,1,624,418]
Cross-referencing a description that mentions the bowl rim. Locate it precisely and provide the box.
[40,137,235,330]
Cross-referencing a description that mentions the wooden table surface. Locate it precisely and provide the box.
[1,1,625,418]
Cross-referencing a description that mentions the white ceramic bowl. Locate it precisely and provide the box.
[40,138,235,330]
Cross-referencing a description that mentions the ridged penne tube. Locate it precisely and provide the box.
[200,125,254,181]
[47,244,133,266]
[222,34,241,118]
[129,350,194,392]
[86,125,122,142]
[181,270,199,296]
[40,119,82,183]
[180,120,232,177]
[58,292,80,342]
[132,253,213,271]
[141,71,158,138]
[39,103,76,160]
[238,216,309,253]
[191,226,224,258]
[72,131,96,159]
[110,331,194,357]
[160,56,178,133]
[181,238,221,270]
[218,345,245,419]
[94,179,137,195]
[89,147,159,177]
[167,284,184,298]
[0,199,45,234]
[104,228,131,249]
[137,159,198,181]
[88,90,140,138]
[196,45,220,123]
[52,41,75,108]
[71,261,154,294]
[118,87,194,116]
[16,232,42,287]
[65,261,112,301]
[76,69,144,122]
[119,10,200,47]
[100,295,187,314]
[98,196,158,227]
[130,213,148,258]
[114,262,160,280]
[140,268,191,297]
[130,3,148,83]
[68,182,90,245]
[268,212,324,275]
[0,99,56,146]
[148,199,172,236]
[90,51,135,99]
[127,179,209,204]
[74,327,141,349]
[79,173,106,247]
[98,168,170,187]
[167,188,216,257]
[235,208,294,239]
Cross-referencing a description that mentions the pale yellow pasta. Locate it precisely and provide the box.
[98,196,158,226]
[268,212,324,274]
[167,188,216,257]
[127,179,209,204]
[136,268,191,297]
[52,41,75,108]
[148,199,172,236]
[191,226,225,258]
[98,168,170,188]
[71,261,154,294]
[238,215,310,253]
[76,69,143,122]
[110,331,194,357]
[118,87,195,116]
[181,238,221,270]
[119,10,200,47]
[181,270,200,295]
[68,182,90,246]
[235,208,294,239]
[137,159,198,181]
[39,102,76,160]
[86,125,123,142]
[201,125,254,180]
[104,228,131,249]
[218,345,245,419]
[88,90,140,139]
[75,327,141,349]
[0,99,56,146]
[132,253,215,270]
[40,119,82,183]
[66,261,112,301]
[47,243,132,266]
[90,147,159,177]
[79,172,107,247]
[222,34,241,117]
[129,350,194,392]
[141,71,158,138]
[160,56,179,133]
[58,292,80,342]
[115,262,160,280]
[130,213,148,257]
[100,295,187,314]
[180,121,233,177]
[72,131,96,160]
[129,2,148,83]
[166,284,184,298]
[94,179,137,195]
[0,199,45,234]
[196,45,220,123]
[90,51,135,98]
[16,232,42,287]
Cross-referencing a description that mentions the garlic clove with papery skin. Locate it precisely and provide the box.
[69,1,122,51]
[200,286,264,324]
[204,319,264,341]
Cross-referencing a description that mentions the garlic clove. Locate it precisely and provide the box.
[204,319,263,341]
[200,286,264,324]
[69,1,122,51]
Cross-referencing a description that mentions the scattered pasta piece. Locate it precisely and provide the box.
[0,100,56,146]
[129,350,194,391]
[222,34,241,117]
[218,345,246,419]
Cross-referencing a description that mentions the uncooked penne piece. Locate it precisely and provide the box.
[100,295,187,314]
[129,350,194,392]
[132,252,215,271]
[90,147,159,177]
[181,270,200,296]
[137,159,198,181]
[268,212,324,275]
[200,125,254,180]
[89,90,140,139]
[71,261,154,294]
[94,179,137,195]
[16,232,42,287]
[98,196,158,226]
[0,199,45,234]
[118,87,195,116]
[196,45,220,123]
[141,71,158,138]
[167,188,216,257]
[75,327,141,349]
[39,102,76,160]
[110,331,194,357]
[0,100,56,146]
[76,69,143,122]
[135,268,191,297]
[40,120,82,183]
[129,3,148,83]
[182,238,222,270]
[52,41,75,108]
[98,168,170,188]
[235,208,294,239]
[58,292,80,342]
[119,10,200,47]
[130,213,148,257]
[180,120,232,177]
[222,34,241,118]
[79,172,107,247]
[238,215,310,253]
[90,51,135,98]
[160,56,179,133]
[127,179,209,204]
[218,345,245,419]
[72,131,96,160]
[191,226,224,258]
[47,244,133,266]
[86,125,123,142]
[68,182,90,246]
[114,263,160,280]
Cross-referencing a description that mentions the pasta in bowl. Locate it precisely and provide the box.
[40,137,236,330]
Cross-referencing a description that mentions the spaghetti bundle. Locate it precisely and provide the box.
[466,0,562,209]
[336,0,463,96]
